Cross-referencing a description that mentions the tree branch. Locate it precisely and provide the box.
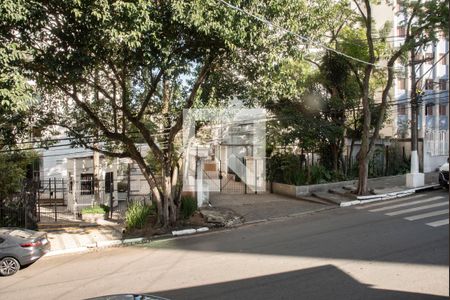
[137,69,163,120]
[169,55,216,142]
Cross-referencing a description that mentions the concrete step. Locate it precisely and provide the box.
[329,188,358,199]
[38,222,99,231]
[39,198,65,206]
[296,195,334,206]
[312,192,355,206]
[342,185,356,192]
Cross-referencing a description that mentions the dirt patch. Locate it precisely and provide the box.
[184,211,208,227]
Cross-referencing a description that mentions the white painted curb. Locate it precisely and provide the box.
[97,240,123,248]
[341,184,439,207]
[340,200,361,207]
[122,237,145,244]
[172,227,210,236]
[196,227,209,233]
[172,229,196,236]
[45,247,89,257]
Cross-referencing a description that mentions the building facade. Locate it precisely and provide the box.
[374,1,449,172]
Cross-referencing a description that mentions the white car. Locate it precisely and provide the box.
[438,159,449,189]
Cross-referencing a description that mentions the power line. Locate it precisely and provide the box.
[416,50,450,83]
[215,0,387,69]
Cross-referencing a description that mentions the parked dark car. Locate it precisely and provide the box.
[87,294,169,300]
[438,159,449,189]
[0,228,50,276]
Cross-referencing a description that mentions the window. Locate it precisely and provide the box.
[439,79,447,91]
[424,53,434,62]
[68,172,73,192]
[439,104,447,116]
[397,78,406,90]
[440,53,447,65]
[397,104,407,115]
[426,104,434,116]
[425,79,434,90]
[397,26,406,37]
[80,173,94,195]
[105,172,114,193]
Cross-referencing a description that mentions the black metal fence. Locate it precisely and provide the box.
[0,180,38,229]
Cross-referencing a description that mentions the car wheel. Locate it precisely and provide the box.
[0,257,20,276]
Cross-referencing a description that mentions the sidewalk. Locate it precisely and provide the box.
[38,209,125,255]
[40,173,442,256]
[42,223,123,252]
[306,172,441,207]
[209,192,332,224]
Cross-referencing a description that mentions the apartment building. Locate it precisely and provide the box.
[373,1,449,172]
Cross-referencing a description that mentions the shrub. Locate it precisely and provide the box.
[180,196,197,219]
[99,204,110,214]
[81,205,107,215]
[125,202,152,229]
[310,165,332,184]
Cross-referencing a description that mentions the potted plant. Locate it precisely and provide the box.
[80,204,110,223]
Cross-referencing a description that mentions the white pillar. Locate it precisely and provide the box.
[73,158,78,215]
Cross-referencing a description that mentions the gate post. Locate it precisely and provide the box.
[254,159,258,194]
[109,179,113,219]
[219,159,222,192]
[244,158,247,194]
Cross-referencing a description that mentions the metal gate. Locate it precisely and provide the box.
[37,178,67,222]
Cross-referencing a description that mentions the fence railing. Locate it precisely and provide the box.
[0,180,38,229]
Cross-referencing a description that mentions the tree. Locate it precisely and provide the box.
[350,0,448,195]
[5,0,333,227]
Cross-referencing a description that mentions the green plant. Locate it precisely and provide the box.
[180,196,197,219]
[99,204,110,214]
[310,165,332,184]
[125,202,152,229]
[81,205,107,215]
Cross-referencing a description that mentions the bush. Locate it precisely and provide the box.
[99,204,110,214]
[125,202,152,229]
[180,196,197,219]
[81,205,107,215]
[310,165,332,184]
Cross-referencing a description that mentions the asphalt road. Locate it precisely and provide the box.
[1,189,448,300]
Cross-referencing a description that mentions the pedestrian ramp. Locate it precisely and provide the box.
[355,192,449,228]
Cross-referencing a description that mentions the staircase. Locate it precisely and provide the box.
[39,198,65,206]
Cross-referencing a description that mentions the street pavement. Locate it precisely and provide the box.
[0,189,448,300]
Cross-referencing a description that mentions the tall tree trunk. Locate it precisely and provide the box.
[356,61,372,194]
[356,0,375,195]
[161,158,177,226]
[332,143,339,172]
[348,138,354,175]
[357,155,369,193]
[356,90,371,195]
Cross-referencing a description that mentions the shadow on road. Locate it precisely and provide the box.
[151,265,446,300]
[138,195,449,267]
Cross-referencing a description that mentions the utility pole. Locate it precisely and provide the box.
[406,48,425,187]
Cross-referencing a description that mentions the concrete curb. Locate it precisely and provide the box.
[339,184,441,207]
[172,227,210,236]
[45,247,89,257]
